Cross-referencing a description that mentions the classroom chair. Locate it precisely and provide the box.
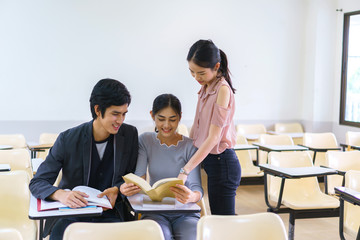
[266,151,339,240]
[274,122,304,133]
[274,122,304,145]
[0,228,23,240]
[0,149,33,178]
[236,124,266,161]
[325,151,360,195]
[345,131,360,149]
[235,135,263,178]
[258,134,294,164]
[37,133,58,160]
[339,170,360,239]
[196,212,288,240]
[63,220,165,240]
[198,198,208,217]
[0,134,27,149]
[176,124,189,137]
[0,170,37,240]
[302,132,339,166]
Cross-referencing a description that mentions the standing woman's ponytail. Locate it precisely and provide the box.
[187,39,236,94]
[218,49,235,94]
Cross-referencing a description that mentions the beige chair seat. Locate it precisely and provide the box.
[236,135,263,178]
[325,151,360,194]
[0,149,33,178]
[63,220,164,240]
[196,212,288,240]
[343,170,360,238]
[0,171,37,240]
[0,228,24,240]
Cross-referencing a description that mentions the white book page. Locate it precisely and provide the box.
[72,186,112,208]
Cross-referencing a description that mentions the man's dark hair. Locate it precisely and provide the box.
[89,78,131,119]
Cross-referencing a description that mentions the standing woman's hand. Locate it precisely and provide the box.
[177,173,188,183]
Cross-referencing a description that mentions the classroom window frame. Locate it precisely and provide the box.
[340,10,360,128]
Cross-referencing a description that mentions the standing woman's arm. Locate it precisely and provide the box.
[178,85,231,181]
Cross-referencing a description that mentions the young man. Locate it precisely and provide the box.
[29,79,138,240]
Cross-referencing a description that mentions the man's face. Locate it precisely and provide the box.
[94,104,128,138]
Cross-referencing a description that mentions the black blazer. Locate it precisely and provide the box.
[29,120,138,218]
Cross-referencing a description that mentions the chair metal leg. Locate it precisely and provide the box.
[288,212,295,240]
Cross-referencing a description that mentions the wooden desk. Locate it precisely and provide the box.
[298,145,341,163]
[127,194,200,219]
[335,186,360,240]
[28,144,53,158]
[234,144,259,165]
[29,194,102,240]
[0,145,13,150]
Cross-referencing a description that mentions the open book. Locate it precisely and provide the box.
[123,173,183,201]
[37,185,112,211]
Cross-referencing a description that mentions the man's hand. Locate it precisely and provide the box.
[50,189,89,208]
[97,186,119,211]
[120,182,141,196]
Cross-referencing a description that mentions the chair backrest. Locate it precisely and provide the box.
[196,213,288,240]
[0,134,27,149]
[274,122,304,133]
[0,149,32,178]
[0,171,37,240]
[0,228,23,240]
[38,133,58,160]
[303,132,338,166]
[258,134,294,164]
[197,198,208,217]
[325,151,360,194]
[63,220,164,240]
[345,131,360,146]
[267,152,321,201]
[236,124,266,135]
[343,170,360,238]
[259,134,294,145]
[303,132,338,148]
[177,124,189,137]
[39,133,58,144]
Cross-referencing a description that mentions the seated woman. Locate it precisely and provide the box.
[120,93,203,240]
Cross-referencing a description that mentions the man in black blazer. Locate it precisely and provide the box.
[29,79,138,240]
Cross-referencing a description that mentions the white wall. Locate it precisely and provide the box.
[0,0,358,142]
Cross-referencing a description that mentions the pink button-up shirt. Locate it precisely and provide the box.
[190,78,236,154]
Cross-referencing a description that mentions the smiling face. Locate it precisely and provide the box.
[188,60,220,86]
[152,106,180,140]
[92,104,128,141]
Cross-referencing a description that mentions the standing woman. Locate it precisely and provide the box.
[177,39,241,215]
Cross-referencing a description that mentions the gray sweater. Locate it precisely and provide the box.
[135,132,203,197]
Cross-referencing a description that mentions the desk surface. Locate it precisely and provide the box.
[267,131,304,138]
[259,164,338,178]
[253,143,308,152]
[0,145,13,150]
[127,194,201,214]
[335,186,360,204]
[29,194,103,220]
[234,144,259,150]
[243,134,260,141]
[28,144,53,150]
[299,145,341,152]
[340,143,360,150]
